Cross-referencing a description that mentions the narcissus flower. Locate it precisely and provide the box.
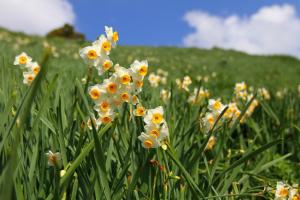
[208,99,226,114]
[202,112,217,132]
[45,150,61,167]
[27,61,41,75]
[98,109,115,124]
[160,89,171,103]
[130,60,148,77]
[103,75,119,95]
[79,45,100,66]
[93,35,111,55]
[138,106,169,149]
[134,104,146,116]
[144,122,169,141]
[14,52,32,66]
[138,133,161,149]
[275,182,289,200]
[105,26,119,47]
[87,114,101,130]
[205,136,216,150]
[23,71,36,85]
[144,106,165,125]
[114,64,131,85]
[258,87,271,100]
[88,85,105,101]
[148,73,161,88]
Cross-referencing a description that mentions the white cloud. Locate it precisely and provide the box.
[183,4,300,58]
[0,0,75,35]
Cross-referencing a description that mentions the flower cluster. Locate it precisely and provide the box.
[148,68,168,87]
[176,76,192,92]
[258,87,271,100]
[274,182,299,200]
[160,89,171,103]
[79,27,149,128]
[234,82,248,100]
[80,26,118,75]
[188,87,210,104]
[201,99,241,132]
[138,106,169,148]
[13,52,41,85]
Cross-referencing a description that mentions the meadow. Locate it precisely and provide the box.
[0,27,300,200]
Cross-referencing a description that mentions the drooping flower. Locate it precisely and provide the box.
[45,150,61,167]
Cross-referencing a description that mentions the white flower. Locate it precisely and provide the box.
[103,74,119,95]
[144,122,169,141]
[160,89,171,103]
[144,106,164,125]
[138,133,161,148]
[148,73,160,88]
[87,114,101,130]
[114,64,131,85]
[79,45,101,66]
[26,61,41,75]
[275,182,289,200]
[14,52,32,66]
[93,35,111,55]
[130,60,148,77]
[258,87,271,100]
[208,99,226,114]
[105,26,119,47]
[98,109,115,125]
[202,112,217,132]
[88,84,106,101]
[23,71,36,85]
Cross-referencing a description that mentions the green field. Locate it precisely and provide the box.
[0,27,300,199]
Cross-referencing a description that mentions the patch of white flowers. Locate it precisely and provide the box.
[13,52,41,85]
[80,27,169,149]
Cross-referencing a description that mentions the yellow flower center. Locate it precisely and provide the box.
[136,106,145,116]
[120,92,130,102]
[48,154,58,165]
[112,32,119,42]
[120,74,131,85]
[27,75,34,82]
[139,66,148,76]
[279,188,288,197]
[213,101,222,110]
[102,41,111,52]
[101,116,112,124]
[33,66,40,74]
[107,82,118,94]
[144,140,153,148]
[132,95,138,104]
[87,50,97,60]
[152,113,163,124]
[208,116,214,125]
[150,129,160,137]
[135,80,143,88]
[19,56,27,64]
[102,60,112,71]
[90,88,101,100]
[100,101,110,112]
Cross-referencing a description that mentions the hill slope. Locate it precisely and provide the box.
[0,28,299,95]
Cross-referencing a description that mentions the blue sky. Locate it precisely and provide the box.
[70,0,300,46]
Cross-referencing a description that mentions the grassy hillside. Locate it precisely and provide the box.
[1,27,299,96]
[0,27,300,199]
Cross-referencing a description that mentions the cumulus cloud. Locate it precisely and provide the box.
[0,0,75,35]
[183,4,300,58]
